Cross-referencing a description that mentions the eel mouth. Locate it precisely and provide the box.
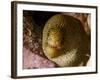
[48,43,62,50]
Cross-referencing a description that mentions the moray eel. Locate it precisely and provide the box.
[42,14,90,67]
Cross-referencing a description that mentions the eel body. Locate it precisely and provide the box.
[42,14,90,67]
